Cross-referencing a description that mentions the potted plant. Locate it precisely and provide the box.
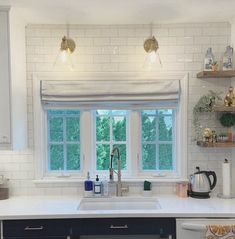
[193,90,222,139]
[219,113,235,141]
[212,61,219,71]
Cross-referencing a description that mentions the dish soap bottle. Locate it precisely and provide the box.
[204,47,214,71]
[94,175,102,196]
[84,172,93,197]
[223,46,233,71]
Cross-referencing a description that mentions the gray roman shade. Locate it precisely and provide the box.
[40,79,180,107]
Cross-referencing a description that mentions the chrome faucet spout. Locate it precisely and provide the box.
[109,146,123,196]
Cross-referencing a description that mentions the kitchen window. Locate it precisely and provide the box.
[141,109,175,171]
[44,108,176,177]
[34,75,187,181]
[95,110,128,171]
[47,109,81,172]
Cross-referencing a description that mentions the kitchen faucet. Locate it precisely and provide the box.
[109,146,128,196]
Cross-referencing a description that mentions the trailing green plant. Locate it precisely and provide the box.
[220,113,235,127]
[193,90,222,139]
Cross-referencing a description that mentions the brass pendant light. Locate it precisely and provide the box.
[54,24,76,70]
[143,23,162,70]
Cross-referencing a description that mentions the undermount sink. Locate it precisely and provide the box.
[78,197,161,211]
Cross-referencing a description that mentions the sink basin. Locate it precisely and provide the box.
[78,197,161,211]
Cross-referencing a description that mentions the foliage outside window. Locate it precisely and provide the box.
[95,110,128,171]
[142,109,174,171]
[47,110,80,171]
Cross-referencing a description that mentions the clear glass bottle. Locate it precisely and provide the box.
[204,47,214,71]
[223,46,233,71]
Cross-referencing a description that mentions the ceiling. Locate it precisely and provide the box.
[0,0,235,24]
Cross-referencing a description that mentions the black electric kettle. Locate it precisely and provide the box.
[189,166,217,198]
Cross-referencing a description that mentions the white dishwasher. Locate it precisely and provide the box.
[177,218,235,239]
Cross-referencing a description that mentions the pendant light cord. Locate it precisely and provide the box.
[66,23,69,38]
[150,22,153,37]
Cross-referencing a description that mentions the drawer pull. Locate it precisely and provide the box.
[24,226,44,231]
[110,224,128,229]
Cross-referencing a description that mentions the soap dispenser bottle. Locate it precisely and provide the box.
[84,172,93,197]
[94,175,102,196]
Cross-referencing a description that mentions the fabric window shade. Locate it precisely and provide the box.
[40,80,180,108]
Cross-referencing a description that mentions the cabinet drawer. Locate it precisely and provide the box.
[73,218,175,236]
[3,219,68,238]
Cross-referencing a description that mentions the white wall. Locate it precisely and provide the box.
[0,22,232,196]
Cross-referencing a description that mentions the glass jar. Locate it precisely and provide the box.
[204,47,214,71]
[223,45,233,71]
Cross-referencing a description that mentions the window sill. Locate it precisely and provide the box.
[33,177,189,185]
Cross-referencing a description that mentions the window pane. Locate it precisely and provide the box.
[142,110,156,115]
[49,117,63,142]
[67,144,80,170]
[113,116,126,141]
[142,144,156,170]
[111,110,126,115]
[158,109,173,115]
[96,110,109,116]
[47,109,80,173]
[48,109,65,116]
[159,144,173,170]
[112,144,127,170]
[159,115,172,141]
[49,144,64,170]
[65,110,80,115]
[96,144,110,170]
[66,117,80,142]
[96,116,110,141]
[142,114,156,141]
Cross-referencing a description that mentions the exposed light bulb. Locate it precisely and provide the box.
[148,51,157,63]
[143,51,162,71]
[54,49,74,71]
[143,34,162,71]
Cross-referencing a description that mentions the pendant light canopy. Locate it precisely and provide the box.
[60,36,76,53]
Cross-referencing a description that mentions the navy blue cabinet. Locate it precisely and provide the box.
[3,218,176,239]
[3,219,69,238]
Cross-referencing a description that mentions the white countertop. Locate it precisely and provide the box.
[0,195,235,220]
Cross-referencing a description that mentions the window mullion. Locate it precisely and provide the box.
[109,112,113,154]
[156,112,159,170]
[63,114,67,171]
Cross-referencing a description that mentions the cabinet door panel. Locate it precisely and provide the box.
[3,220,68,238]
[74,218,175,236]
[0,10,11,145]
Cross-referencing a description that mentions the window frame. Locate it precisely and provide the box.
[33,73,188,182]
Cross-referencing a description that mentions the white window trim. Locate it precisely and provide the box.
[33,72,188,183]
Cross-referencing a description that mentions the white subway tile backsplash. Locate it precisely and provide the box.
[93,37,110,46]
[0,22,231,196]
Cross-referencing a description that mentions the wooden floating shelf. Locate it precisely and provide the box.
[197,141,235,148]
[213,106,235,112]
[197,70,235,78]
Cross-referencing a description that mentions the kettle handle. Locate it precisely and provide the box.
[205,171,217,190]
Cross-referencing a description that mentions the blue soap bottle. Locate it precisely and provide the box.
[84,172,93,197]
